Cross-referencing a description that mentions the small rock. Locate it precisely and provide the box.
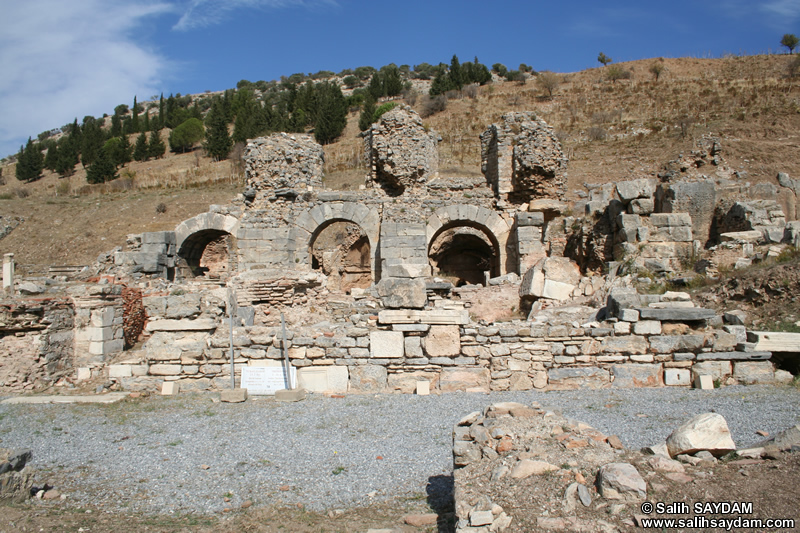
[606,435,624,449]
[647,456,685,473]
[200,464,210,470]
[470,510,494,527]
[496,436,513,453]
[664,472,693,484]
[42,490,61,500]
[595,463,647,501]
[240,500,252,509]
[577,484,592,507]
[756,430,769,437]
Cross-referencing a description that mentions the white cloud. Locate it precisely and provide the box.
[173,0,337,31]
[0,0,173,158]
[760,0,800,20]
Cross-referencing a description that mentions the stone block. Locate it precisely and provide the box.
[637,308,716,321]
[694,374,714,390]
[601,335,648,355]
[376,278,427,309]
[145,319,217,332]
[416,381,430,395]
[388,371,440,394]
[617,178,656,201]
[611,364,663,387]
[733,362,775,385]
[275,388,307,402]
[149,364,182,376]
[424,326,461,357]
[695,351,771,361]
[633,320,662,335]
[691,361,732,383]
[378,309,469,325]
[748,331,800,352]
[297,366,348,393]
[440,368,490,393]
[76,367,91,381]
[161,381,178,395]
[90,307,116,328]
[404,336,423,358]
[108,365,132,378]
[220,388,247,403]
[664,368,691,386]
[370,331,404,358]
[348,365,387,392]
[649,334,707,354]
[547,367,609,389]
[620,309,640,323]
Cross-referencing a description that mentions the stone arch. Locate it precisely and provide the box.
[175,213,240,278]
[293,202,381,280]
[426,205,511,284]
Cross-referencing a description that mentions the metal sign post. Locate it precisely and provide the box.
[228,289,238,389]
[281,312,292,390]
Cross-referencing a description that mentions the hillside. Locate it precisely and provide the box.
[1,54,799,273]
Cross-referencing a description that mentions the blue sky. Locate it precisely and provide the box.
[1,0,799,158]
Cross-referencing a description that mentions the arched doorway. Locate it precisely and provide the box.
[177,229,235,279]
[428,224,499,286]
[310,220,372,292]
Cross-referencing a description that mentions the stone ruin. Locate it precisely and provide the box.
[1,107,799,396]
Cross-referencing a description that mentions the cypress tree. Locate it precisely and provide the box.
[142,110,150,133]
[133,132,149,162]
[55,135,78,177]
[359,95,377,131]
[132,96,140,133]
[110,114,122,137]
[80,117,104,168]
[204,99,232,161]
[158,93,165,130]
[15,137,44,182]
[313,82,347,145]
[449,55,463,90]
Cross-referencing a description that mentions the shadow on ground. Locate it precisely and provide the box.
[427,473,455,532]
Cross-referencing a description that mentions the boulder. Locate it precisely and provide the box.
[666,413,736,457]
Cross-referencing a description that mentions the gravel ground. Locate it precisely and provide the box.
[0,385,798,515]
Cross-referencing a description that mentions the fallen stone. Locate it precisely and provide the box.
[664,472,693,484]
[755,424,800,451]
[647,455,685,473]
[404,513,438,527]
[636,308,716,321]
[595,463,647,501]
[748,331,800,352]
[220,388,248,403]
[275,388,306,402]
[666,413,736,457]
[510,459,559,479]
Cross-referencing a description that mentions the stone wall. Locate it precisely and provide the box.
[480,112,567,203]
[0,298,74,392]
[363,105,440,195]
[244,133,324,205]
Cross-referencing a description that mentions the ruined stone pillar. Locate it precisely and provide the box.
[3,253,14,295]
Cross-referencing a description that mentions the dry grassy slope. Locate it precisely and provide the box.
[1,55,798,271]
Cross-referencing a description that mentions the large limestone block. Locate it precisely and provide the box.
[601,335,648,355]
[611,364,663,388]
[375,278,427,309]
[388,370,440,394]
[616,178,656,201]
[348,365,387,392]
[733,361,775,385]
[547,367,609,389]
[666,413,736,457]
[440,368,490,392]
[691,361,732,383]
[145,319,217,332]
[370,331,404,358]
[297,366,348,393]
[595,463,646,501]
[748,331,800,352]
[424,326,461,357]
[378,309,469,325]
[520,257,580,301]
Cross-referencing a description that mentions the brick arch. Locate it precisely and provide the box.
[426,205,512,277]
[292,203,381,278]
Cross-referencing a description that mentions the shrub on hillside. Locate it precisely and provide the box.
[606,64,632,83]
[420,94,447,118]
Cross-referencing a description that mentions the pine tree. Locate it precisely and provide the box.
[80,117,104,168]
[133,132,149,162]
[119,135,132,166]
[204,99,233,161]
[44,142,59,171]
[15,137,44,182]
[55,135,78,177]
[429,67,453,96]
[382,65,403,97]
[111,114,122,137]
[148,129,166,159]
[86,147,117,184]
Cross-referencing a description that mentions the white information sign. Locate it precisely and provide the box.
[241,366,296,395]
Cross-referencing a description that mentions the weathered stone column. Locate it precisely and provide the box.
[3,253,14,295]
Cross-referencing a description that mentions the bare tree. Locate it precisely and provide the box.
[536,72,561,98]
